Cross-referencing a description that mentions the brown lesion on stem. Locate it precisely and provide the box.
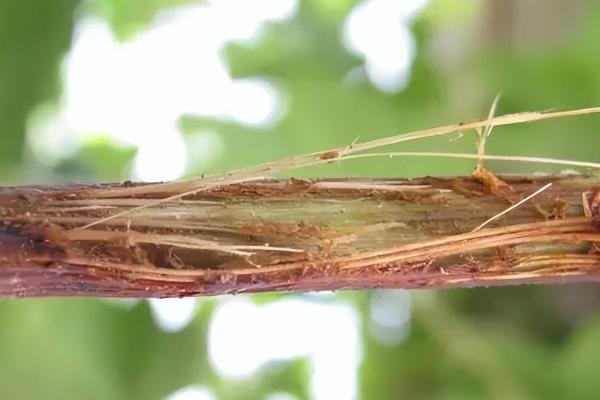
[0,175,600,298]
[586,189,600,230]
[472,164,514,199]
[532,196,568,220]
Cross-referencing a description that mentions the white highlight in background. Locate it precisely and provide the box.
[343,0,429,92]
[132,129,188,182]
[149,298,199,333]
[207,0,299,42]
[166,385,216,400]
[264,393,298,400]
[227,79,285,127]
[208,298,362,400]
[369,290,411,347]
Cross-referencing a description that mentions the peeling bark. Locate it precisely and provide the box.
[1,175,600,298]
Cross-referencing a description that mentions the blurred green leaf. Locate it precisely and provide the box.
[56,134,136,181]
[360,317,447,399]
[0,299,211,400]
[0,0,79,175]
[560,316,600,400]
[95,0,202,40]
[212,358,311,400]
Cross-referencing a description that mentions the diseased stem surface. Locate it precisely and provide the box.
[1,175,600,298]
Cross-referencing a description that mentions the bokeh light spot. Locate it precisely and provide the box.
[149,298,199,333]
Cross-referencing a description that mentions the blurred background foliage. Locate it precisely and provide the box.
[2,0,600,399]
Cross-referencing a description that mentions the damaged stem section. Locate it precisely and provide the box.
[1,175,600,298]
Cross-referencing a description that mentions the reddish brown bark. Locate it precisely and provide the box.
[1,175,600,298]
